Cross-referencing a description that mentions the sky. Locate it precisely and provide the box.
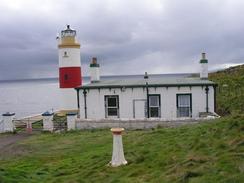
[0,0,244,80]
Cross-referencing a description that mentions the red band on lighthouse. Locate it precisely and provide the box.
[59,67,82,88]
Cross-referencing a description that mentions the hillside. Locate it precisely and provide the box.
[209,64,244,116]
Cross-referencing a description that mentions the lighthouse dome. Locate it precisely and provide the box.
[58,25,80,48]
[61,25,76,38]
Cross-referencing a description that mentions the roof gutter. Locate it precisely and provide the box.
[77,83,218,90]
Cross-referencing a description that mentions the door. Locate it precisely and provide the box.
[105,95,119,118]
[133,99,147,118]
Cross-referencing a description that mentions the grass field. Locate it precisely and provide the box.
[0,115,243,183]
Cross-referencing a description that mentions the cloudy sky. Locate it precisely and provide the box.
[0,0,244,80]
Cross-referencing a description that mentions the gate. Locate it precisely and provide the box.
[12,114,68,133]
[53,114,67,131]
[13,118,43,133]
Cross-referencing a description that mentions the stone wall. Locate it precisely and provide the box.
[76,118,211,130]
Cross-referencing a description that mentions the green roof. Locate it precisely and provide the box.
[76,76,216,90]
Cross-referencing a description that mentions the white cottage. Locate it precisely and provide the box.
[75,53,217,121]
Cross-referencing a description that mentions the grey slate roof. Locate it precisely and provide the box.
[76,75,216,90]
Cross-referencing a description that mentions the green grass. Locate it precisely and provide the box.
[0,115,243,183]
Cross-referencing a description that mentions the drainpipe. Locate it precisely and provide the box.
[146,82,149,118]
[83,89,87,119]
[144,72,149,118]
[76,89,80,117]
[205,86,209,113]
[214,85,217,113]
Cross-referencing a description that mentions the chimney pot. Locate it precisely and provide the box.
[200,52,208,79]
[144,72,149,79]
[90,57,100,83]
[202,52,206,59]
[92,57,97,64]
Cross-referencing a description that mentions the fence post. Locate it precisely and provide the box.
[42,111,54,132]
[1,112,15,133]
[66,112,77,131]
[26,118,32,134]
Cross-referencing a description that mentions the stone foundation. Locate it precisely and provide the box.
[76,118,213,130]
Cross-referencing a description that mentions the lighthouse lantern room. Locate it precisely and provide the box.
[58,25,82,112]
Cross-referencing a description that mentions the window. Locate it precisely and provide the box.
[105,95,119,118]
[64,74,68,80]
[149,95,160,118]
[63,51,68,57]
[177,94,192,117]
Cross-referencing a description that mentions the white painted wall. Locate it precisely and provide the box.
[200,63,208,79]
[58,48,81,68]
[0,114,15,133]
[67,114,77,130]
[78,86,215,120]
[90,67,100,82]
[60,89,78,111]
[43,114,54,132]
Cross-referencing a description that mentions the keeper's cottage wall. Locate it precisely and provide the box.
[78,85,215,120]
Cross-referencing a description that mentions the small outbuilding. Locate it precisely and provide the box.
[75,53,217,120]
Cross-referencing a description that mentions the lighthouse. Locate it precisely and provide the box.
[57,25,82,112]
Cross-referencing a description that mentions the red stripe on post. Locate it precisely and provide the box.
[112,131,122,135]
[59,67,82,88]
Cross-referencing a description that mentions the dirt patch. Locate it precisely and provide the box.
[0,133,32,159]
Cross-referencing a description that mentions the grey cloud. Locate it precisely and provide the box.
[0,0,244,80]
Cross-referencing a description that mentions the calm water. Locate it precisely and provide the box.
[0,79,61,119]
[0,74,191,119]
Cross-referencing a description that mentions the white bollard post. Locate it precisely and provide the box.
[1,112,15,133]
[110,128,127,167]
[66,112,77,131]
[42,112,54,132]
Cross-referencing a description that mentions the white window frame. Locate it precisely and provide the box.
[149,95,161,118]
[105,95,119,118]
[177,94,192,118]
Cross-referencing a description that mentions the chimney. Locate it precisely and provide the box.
[144,72,149,79]
[199,52,208,79]
[90,57,100,83]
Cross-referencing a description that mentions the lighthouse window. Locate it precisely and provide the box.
[63,51,68,57]
[64,74,68,80]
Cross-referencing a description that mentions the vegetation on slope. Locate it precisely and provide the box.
[0,115,243,183]
[209,64,244,116]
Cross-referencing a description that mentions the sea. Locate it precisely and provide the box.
[0,74,191,119]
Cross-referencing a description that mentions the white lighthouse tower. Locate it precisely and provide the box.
[57,25,82,112]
